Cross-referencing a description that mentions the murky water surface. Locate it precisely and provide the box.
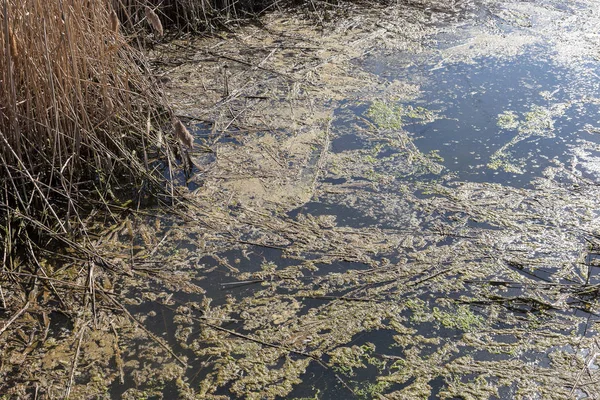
[359,48,600,186]
[106,1,600,398]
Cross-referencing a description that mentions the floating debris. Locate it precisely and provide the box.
[173,119,194,148]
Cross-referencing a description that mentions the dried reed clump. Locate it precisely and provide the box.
[115,0,343,34]
[115,0,276,33]
[0,0,173,321]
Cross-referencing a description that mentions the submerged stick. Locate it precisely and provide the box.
[101,290,188,368]
[64,323,88,399]
[202,319,318,360]
[201,320,357,398]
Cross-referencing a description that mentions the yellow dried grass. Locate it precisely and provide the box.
[0,0,170,241]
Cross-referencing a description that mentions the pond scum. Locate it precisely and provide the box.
[3,0,600,398]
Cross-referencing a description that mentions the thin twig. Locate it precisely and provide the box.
[199,319,358,397]
[65,322,88,399]
[202,319,317,359]
[0,300,30,337]
[101,290,188,368]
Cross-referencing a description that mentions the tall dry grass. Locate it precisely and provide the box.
[0,0,172,308]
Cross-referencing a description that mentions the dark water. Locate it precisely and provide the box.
[356,48,600,187]
[285,46,600,397]
[114,16,600,400]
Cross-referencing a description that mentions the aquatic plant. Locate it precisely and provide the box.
[489,102,569,173]
[367,100,404,130]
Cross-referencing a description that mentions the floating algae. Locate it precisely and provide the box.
[161,169,600,397]
[489,102,571,173]
[113,2,600,395]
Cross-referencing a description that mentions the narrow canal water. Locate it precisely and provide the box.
[110,1,600,398]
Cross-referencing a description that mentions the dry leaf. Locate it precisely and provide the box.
[145,6,163,37]
[174,119,193,148]
[8,27,18,59]
[110,10,120,34]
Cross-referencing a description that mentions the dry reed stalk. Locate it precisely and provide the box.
[0,0,174,351]
[7,26,17,59]
[145,6,163,37]
[174,119,194,148]
[0,300,30,337]
[0,0,170,219]
[112,0,271,33]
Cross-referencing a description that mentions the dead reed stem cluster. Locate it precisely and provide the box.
[0,0,337,395]
[0,0,173,316]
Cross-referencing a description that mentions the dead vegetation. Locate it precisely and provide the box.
[0,0,182,395]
